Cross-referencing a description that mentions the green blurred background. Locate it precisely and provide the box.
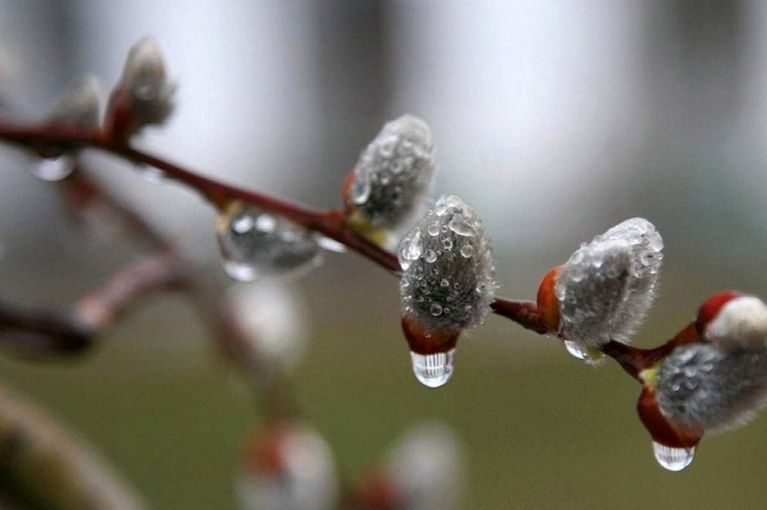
[3,1,767,508]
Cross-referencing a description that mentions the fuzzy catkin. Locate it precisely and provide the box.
[118,37,175,130]
[350,115,435,229]
[656,343,767,433]
[399,195,495,332]
[556,218,663,347]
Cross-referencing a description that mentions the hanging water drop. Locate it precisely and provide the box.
[459,244,474,258]
[217,202,320,282]
[410,349,455,388]
[652,442,695,472]
[563,340,586,360]
[424,249,437,263]
[351,170,372,205]
[315,235,347,253]
[32,156,75,182]
[137,165,166,184]
[255,214,276,233]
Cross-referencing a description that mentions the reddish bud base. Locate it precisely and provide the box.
[536,265,561,333]
[401,314,460,355]
[696,290,742,335]
[637,387,702,449]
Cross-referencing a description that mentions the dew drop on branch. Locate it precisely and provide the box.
[31,156,75,182]
[562,340,604,365]
[410,349,455,388]
[652,442,695,472]
[217,202,321,282]
[315,235,347,254]
[563,340,587,360]
[137,165,166,184]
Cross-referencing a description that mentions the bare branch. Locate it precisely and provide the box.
[0,121,546,333]
[0,382,146,509]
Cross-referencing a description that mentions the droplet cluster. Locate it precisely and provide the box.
[349,115,435,229]
[556,218,663,348]
[217,202,320,282]
[656,343,767,433]
[399,195,495,333]
[596,218,663,333]
[556,239,633,347]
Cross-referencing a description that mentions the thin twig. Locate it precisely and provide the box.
[0,121,545,332]
[0,382,146,509]
[0,252,189,358]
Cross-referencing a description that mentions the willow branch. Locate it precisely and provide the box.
[0,121,542,332]
[0,252,189,358]
[0,382,146,509]
[59,168,171,251]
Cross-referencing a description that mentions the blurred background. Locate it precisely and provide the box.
[1,0,767,508]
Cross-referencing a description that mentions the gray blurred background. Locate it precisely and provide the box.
[2,1,767,508]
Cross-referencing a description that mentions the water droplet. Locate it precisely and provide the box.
[379,138,396,158]
[315,235,347,253]
[217,203,320,281]
[32,156,74,181]
[460,244,474,258]
[232,215,255,234]
[448,214,474,236]
[430,303,443,316]
[410,349,455,388]
[427,222,440,236]
[424,249,437,263]
[405,230,423,261]
[222,260,258,282]
[652,442,695,472]
[564,340,587,360]
[434,195,463,216]
[441,237,453,250]
[138,166,166,184]
[255,214,276,233]
[351,170,371,205]
[569,266,585,283]
[440,279,450,287]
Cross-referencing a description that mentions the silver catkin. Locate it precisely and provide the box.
[399,195,495,332]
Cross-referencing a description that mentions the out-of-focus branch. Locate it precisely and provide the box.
[0,252,189,358]
[0,121,546,333]
[0,298,92,357]
[59,168,171,251]
[0,382,146,509]
[0,161,191,357]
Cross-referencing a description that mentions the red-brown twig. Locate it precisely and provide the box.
[59,168,172,251]
[0,121,546,332]
[0,153,192,357]
[0,121,670,375]
[0,383,146,509]
[0,252,189,358]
